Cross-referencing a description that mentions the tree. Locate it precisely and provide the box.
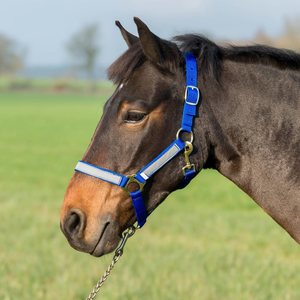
[0,33,24,75]
[66,24,100,79]
[279,18,300,52]
[254,17,300,52]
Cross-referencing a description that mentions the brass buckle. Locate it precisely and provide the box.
[123,175,145,193]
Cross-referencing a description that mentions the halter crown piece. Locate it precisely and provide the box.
[75,52,201,227]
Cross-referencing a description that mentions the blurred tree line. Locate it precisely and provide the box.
[0,18,299,78]
[255,17,300,52]
[0,23,101,78]
[0,33,24,75]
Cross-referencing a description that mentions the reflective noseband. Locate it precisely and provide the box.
[75,52,200,227]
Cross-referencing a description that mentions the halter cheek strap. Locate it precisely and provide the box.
[74,52,200,228]
[182,52,200,132]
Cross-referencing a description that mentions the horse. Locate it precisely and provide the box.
[60,17,300,257]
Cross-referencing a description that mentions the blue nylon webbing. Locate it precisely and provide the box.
[135,139,185,183]
[130,190,147,227]
[75,161,128,187]
[181,52,200,132]
[178,169,197,189]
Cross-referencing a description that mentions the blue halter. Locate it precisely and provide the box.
[75,52,200,227]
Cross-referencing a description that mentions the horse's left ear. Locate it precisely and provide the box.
[115,20,139,47]
[134,17,180,71]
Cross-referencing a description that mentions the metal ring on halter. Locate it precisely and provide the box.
[123,174,145,193]
[176,128,194,143]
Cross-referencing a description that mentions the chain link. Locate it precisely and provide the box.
[85,225,138,300]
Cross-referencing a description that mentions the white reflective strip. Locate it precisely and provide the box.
[140,144,180,179]
[75,162,123,185]
[140,173,149,180]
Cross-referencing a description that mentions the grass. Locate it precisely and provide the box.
[0,90,299,300]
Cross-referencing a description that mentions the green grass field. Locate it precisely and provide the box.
[1,90,300,300]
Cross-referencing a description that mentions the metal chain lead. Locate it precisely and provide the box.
[85,225,138,300]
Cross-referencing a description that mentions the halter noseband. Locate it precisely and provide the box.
[75,52,200,227]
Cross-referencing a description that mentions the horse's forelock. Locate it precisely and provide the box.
[107,43,146,84]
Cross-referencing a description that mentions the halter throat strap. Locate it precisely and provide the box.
[75,52,200,227]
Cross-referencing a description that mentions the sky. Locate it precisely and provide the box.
[0,0,300,67]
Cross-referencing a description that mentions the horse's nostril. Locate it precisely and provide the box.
[63,209,86,240]
[68,213,80,232]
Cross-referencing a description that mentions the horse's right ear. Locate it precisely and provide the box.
[115,21,139,47]
[133,17,180,71]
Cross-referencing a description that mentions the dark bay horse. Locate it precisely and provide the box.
[61,17,300,257]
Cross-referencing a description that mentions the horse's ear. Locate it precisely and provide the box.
[133,17,179,70]
[115,21,139,47]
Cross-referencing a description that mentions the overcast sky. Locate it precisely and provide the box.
[1,0,300,67]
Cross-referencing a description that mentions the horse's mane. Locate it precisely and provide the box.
[108,34,300,84]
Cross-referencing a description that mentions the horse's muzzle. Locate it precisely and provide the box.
[60,209,121,257]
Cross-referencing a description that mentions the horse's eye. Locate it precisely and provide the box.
[124,111,147,123]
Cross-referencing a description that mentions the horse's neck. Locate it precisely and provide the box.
[201,60,300,243]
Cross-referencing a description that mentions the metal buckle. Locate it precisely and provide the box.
[185,85,200,106]
[123,175,145,193]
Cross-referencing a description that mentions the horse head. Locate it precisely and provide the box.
[60,18,206,256]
